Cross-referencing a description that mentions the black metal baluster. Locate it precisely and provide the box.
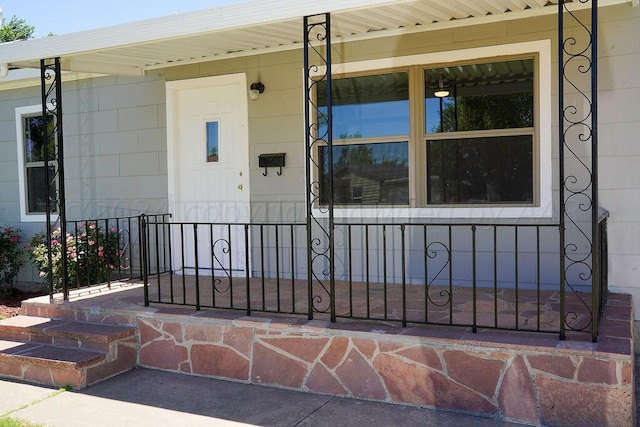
[290,224,296,314]
[167,216,174,294]
[537,226,541,331]
[141,215,149,306]
[180,224,185,305]
[494,226,498,328]
[260,224,265,311]
[383,225,388,320]
[228,224,234,308]
[515,226,519,330]
[194,224,200,311]
[424,225,428,324]
[214,224,216,307]
[275,224,281,312]
[348,225,353,317]
[472,225,477,333]
[366,225,370,318]
[448,226,453,325]
[245,224,251,316]
[401,225,407,327]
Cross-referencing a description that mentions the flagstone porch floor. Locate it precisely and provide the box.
[20,277,635,426]
[142,274,596,338]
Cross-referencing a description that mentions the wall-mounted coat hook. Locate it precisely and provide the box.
[258,153,286,177]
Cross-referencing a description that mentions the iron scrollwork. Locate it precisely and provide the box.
[212,238,232,293]
[425,241,452,307]
[118,229,131,270]
[304,13,335,319]
[559,0,598,335]
[41,58,67,299]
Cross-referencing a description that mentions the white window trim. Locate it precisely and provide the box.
[311,40,553,220]
[15,104,59,223]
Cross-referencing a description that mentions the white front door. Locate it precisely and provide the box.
[166,74,250,276]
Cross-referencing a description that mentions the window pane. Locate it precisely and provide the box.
[26,165,57,213]
[206,121,219,162]
[317,72,409,139]
[319,142,409,205]
[427,136,533,204]
[24,115,55,163]
[425,59,534,133]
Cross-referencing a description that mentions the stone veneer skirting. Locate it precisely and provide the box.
[137,297,634,426]
[23,291,634,426]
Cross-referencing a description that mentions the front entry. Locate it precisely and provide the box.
[166,74,250,276]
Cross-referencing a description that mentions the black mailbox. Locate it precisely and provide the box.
[258,153,286,176]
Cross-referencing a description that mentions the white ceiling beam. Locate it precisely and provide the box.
[65,59,144,76]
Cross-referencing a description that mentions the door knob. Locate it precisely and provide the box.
[238,184,243,190]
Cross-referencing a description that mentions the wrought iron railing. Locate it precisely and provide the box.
[141,217,307,315]
[56,214,171,296]
[140,216,609,339]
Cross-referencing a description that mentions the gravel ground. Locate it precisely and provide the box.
[0,288,46,318]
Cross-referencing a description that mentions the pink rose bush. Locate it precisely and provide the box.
[29,222,121,291]
[0,226,24,286]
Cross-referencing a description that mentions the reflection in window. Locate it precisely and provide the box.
[206,121,219,162]
[24,116,56,163]
[27,165,57,213]
[317,72,409,139]
[425,59,534,133]
[427,136,533,204]
[319,142,409,205]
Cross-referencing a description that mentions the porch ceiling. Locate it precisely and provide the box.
[0,0,632,77]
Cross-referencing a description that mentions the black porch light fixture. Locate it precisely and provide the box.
[249,81,265,100]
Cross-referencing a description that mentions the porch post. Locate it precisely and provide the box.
[591,0,600,343]
[304,13,336,321]
[558,0,599,341]
[40,58,67,300]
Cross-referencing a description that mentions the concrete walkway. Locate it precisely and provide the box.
[0,368,519,426]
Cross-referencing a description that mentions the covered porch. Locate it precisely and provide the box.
[12,0,611,341]
[0,0,635,424]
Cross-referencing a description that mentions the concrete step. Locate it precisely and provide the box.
[0,316,138,389]
[0,315,135,353]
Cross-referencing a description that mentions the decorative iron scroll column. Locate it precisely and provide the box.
[40,58,67,300]
[558,0,599,341]
[304,13,335,321]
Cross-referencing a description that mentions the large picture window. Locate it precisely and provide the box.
[15,105,58,221]
[313,43,550,215]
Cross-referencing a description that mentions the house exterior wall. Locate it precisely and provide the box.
[597,5,640,323]
[0,4,638,320]
[61,74,169,219]
[0,74,170,283]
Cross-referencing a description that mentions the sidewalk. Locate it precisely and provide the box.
[0,368,519,426]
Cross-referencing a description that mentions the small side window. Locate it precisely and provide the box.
[16,105,59,221]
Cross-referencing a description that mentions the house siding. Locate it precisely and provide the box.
[597,5,640,325]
